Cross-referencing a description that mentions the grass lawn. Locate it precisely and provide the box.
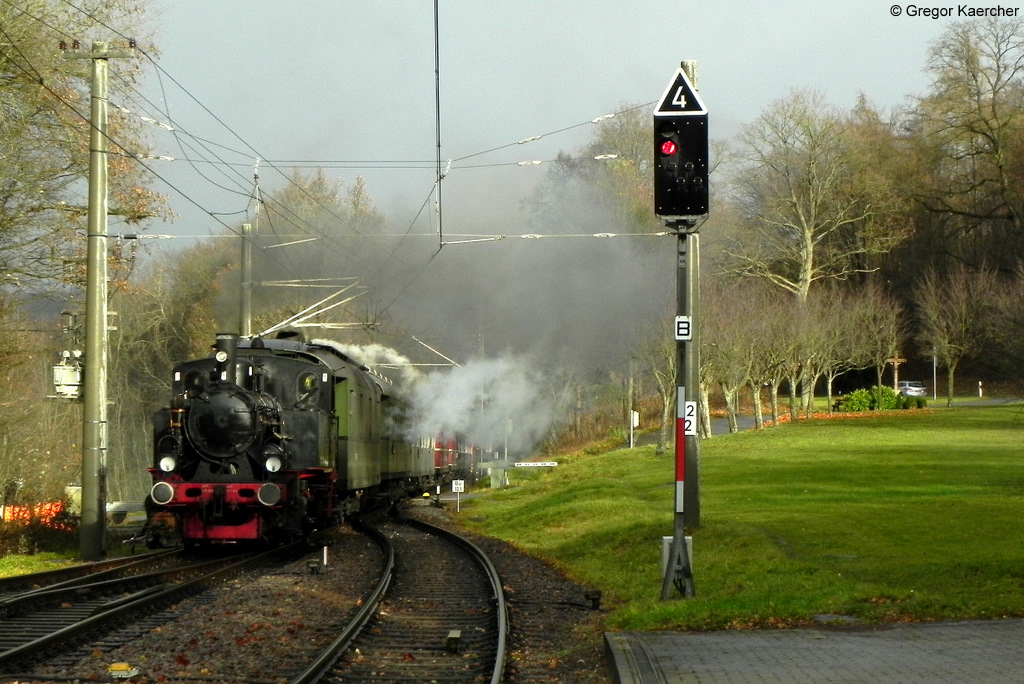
[457,403,1024,631]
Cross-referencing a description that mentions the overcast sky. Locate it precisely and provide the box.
[137,0,958,237]
[119,1,1003,369]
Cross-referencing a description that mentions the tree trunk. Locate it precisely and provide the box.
[875,366,885,410]
[699,381,712,439]
[800,363,814,417]
[750,380,765,429]
[787,373,799,419]
[657,388,672,455]
[946,358,957,407]
[720,382,739,433]
[769,380,781,425]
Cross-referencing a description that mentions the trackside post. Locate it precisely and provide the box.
[654,61,708,599]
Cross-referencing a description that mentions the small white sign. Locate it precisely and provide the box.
[513,462,558,467]
[674,316,692,341]
[452,480,465,493]
[684,401,697,436]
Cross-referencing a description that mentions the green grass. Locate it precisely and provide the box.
[0,552,78,576]
[458,403,1024,630]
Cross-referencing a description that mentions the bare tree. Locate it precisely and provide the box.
[639,315,676,455]
[855,282,904,406]
[811,286,885,412]
[910,18,1024,271]
[0,312,81,509]
[701,276,768,433]
[726,89,904,303]
[747,290,795,427]
[914,264,999,405]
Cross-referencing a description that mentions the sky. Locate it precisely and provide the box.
[116,0,978,378]
[136,0,956,236]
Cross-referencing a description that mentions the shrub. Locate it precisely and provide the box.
[840,386,901,411]
[841,388,874,412]
[0,519,78,555]
[872,385,900,410]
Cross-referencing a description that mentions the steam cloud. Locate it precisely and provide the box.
[333,342,563,458]
[403,357,565,458]
[317,340,423,388]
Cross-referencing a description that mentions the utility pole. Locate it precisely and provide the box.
[64,40,134,561]
[653,61,708,600]
[241,223,253,338]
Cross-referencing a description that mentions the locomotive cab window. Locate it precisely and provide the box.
[183,370,205,396]
[296,371,321,409]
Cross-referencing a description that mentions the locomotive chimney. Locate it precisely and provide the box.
[214,333,239,385]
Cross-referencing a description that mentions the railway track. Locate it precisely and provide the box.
[1,518,508,683]
[0,540,318,678]
[301,516,508,683]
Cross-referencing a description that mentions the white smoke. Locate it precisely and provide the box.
[404,356,565,458]
[314,340,424,388]
[316,340,565,457]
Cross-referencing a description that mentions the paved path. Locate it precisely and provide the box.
[606,619,1024,683]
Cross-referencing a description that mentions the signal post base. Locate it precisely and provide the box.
[661,530,695,599]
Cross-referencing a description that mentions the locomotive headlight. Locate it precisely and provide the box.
[159,455,177,472]
[215,350,229,362]
[264,456,282,473]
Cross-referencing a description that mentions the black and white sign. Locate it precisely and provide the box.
[675,316,692,341]
[683,401,697,436]
[654,67,707,117]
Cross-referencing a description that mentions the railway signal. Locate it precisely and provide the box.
[655,61,706,601]
[654,65,708,220]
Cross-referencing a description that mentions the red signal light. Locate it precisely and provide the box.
[660,140,678,155]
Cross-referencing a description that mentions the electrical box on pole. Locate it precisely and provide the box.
[654,65,708,220]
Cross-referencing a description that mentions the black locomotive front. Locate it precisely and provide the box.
[146,334,334,547]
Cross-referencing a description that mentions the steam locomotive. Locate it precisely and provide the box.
[144,332,475,548]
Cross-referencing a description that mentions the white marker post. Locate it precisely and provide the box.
[452,479,465,512]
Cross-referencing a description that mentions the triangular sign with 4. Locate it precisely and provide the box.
[655,66,707,117]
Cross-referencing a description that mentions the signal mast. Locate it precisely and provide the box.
[654,61,708,600]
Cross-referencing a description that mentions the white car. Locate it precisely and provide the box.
[897,381,927,397]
